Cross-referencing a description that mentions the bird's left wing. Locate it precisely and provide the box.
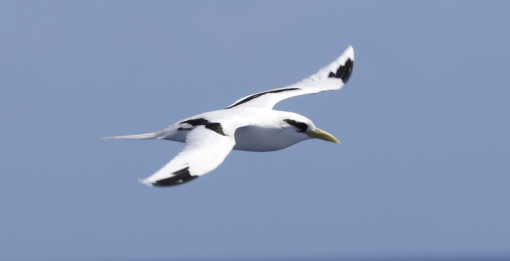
[226,46,354,110]
[140,125,236,187]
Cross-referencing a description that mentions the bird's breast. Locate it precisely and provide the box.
[233,125,305,152]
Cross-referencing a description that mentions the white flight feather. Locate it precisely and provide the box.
[226,46,354,109]
[141,125,237,185]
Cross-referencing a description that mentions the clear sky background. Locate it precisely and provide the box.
[1,1,509,261]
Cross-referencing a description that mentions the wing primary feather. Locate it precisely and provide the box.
[150,167,198,187]
[328,58,354,83]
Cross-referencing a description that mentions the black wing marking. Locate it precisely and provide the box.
[205,123,226,136]
[179,118,226,136]
[328,58,353,83]
[180,118,210,126]
[152,167,198,187]
[226,88,300,109]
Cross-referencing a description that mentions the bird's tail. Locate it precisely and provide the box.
[102,132,158,140]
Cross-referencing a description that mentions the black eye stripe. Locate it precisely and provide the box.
[284,119,308,133]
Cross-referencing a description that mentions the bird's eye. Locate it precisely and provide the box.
[283,119,308,133]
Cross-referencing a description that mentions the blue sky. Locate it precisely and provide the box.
[1,1,509,260]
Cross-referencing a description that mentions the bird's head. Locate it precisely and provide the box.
[282,116,339,144]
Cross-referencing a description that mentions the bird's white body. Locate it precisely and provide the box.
[106,46,355,187]
[154,108,313,152]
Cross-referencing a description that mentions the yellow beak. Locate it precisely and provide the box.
[307,128,340,143]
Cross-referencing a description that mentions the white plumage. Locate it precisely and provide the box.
[106,46,355,187]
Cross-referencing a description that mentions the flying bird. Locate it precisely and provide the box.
[106,46,354,187]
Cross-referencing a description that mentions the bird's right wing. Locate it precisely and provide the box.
[140,125,236,187]
[226,46,354,110]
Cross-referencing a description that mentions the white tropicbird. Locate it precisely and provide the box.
[106,46,354,187]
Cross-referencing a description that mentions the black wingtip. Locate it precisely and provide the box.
[328,58,354,83]
[152,167,199,187]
